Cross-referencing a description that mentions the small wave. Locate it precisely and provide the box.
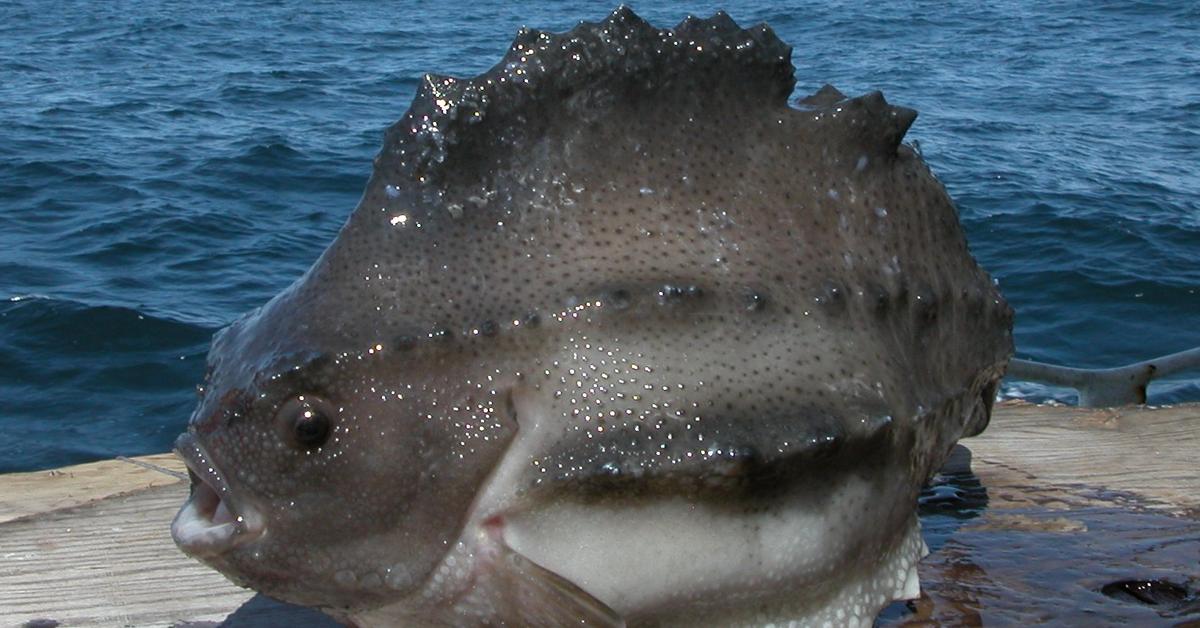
[163,106,225,119]
[221,68,332,83]
[243,141,304,162]
[196,140,307,173]
[999,379,1077,405]
[95,99,156,114]
[124,18,188,36]
[8,293,52,302]
[217,83,319,102]
[37,100,91,116]
[6,158,92,180]
[0,295,215,352]
[0,295,212,473]
[4,61,43,73]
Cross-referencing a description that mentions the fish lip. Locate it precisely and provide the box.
[171,432,265,557]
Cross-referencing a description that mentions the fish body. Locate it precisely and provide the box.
[171,8,1012,627]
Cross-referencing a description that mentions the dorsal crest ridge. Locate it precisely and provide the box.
[383,6,796,183]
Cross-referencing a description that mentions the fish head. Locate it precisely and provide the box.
[171,285,516,609]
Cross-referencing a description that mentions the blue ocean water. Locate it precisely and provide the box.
[1,1,1197,472]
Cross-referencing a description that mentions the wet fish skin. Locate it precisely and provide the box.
[171,7,1012,627]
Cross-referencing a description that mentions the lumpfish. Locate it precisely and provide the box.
[171,8,1012,627]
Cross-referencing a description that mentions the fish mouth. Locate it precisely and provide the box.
[171,432,265,557]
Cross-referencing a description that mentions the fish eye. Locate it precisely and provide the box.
[277,395,334,450]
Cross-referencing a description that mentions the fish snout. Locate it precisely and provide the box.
[189,387,251,436]
[171,432,266,557]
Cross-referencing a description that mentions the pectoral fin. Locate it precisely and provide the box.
[486,538,625,627]
[348,536,625,628]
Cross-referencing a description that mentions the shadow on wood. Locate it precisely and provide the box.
[174,594,339,628]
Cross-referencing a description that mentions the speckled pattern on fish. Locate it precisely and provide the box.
[170,7,1012,627]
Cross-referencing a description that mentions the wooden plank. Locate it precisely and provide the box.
[884,402,1200,625]
[1,480,248,626]
[0,454,187,525]
[966,400,1200,514]
[0,403,1197,626]
[0,475,332,627]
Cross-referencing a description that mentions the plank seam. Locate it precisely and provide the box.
[117,455,188,480]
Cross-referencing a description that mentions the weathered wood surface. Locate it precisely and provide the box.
[0,454,186,526]
[0,402,1197,627]
[967,400,1199,515]
[0,456,331,628]
[886,402,1200,625]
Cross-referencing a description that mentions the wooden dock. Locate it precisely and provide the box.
[2,401,1198,627]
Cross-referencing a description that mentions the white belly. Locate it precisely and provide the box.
[505,480,926,627]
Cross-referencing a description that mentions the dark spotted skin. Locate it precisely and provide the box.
[181,7,1012,618]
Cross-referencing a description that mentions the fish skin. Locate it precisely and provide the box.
[172,7,1012,626]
